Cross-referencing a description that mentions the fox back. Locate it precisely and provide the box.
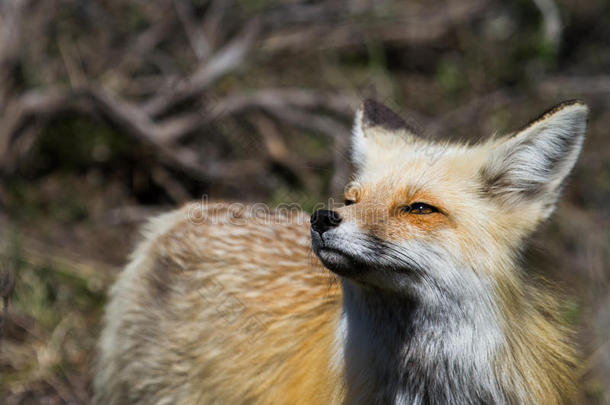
[95,99,588,405]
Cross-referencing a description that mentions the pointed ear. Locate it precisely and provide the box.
[481,100,588,219]
[351,99,416,169]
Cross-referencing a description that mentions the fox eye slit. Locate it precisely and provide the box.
[400,202,439,215]
[344,199,356,206]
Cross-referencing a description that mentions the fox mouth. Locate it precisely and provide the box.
[311,229,426,282]
[311,231,369,277]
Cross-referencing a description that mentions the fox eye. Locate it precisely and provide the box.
[401,202,438,215]
[344,199,355,206]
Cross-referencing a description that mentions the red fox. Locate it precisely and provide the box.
[94,99,588,404]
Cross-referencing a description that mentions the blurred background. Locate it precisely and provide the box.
[0,0,608,403]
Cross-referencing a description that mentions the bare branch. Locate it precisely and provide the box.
[143,17,261,117]
[0,85,270,183]
[250,113,318,190]
[153,88,357,143]
[58,36,87,88]
[100,16,176,88]
[262,0,491,51]
[174,0,211,60]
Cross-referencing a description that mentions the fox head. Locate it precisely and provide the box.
[311,99,588,299]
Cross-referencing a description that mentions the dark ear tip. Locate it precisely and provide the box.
[543,99,589,117]
[558,99,587,108]
[518,99,589,133]
[361,98,381,111]
[360,98,408,131]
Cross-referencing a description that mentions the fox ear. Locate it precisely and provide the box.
[352,99,415,169]
[481,100,588,219]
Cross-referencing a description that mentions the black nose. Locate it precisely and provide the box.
[311,210,342,235]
